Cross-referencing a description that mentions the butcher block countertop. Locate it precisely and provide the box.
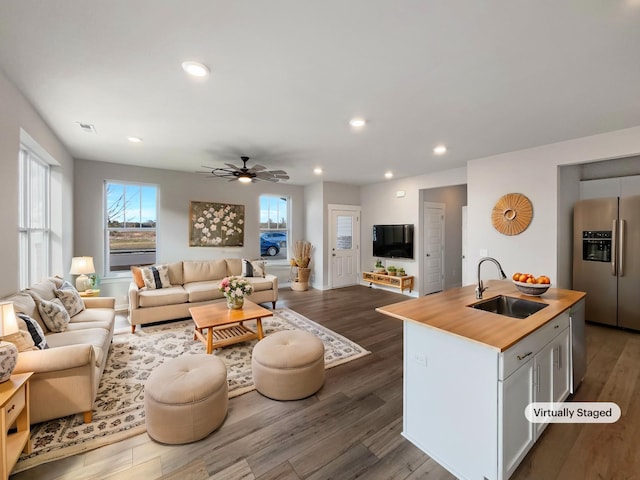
[376,280,586,352]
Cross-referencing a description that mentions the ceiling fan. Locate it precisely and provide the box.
[199,156,289,183]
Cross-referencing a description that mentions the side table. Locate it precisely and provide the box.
[79,289,100,297]
[1,372,32,479]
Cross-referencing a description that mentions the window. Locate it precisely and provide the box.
[105,182,157,273]
[19,147,51,289]
[259,195,289,261]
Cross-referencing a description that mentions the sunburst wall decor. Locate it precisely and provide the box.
[491,193,533,236]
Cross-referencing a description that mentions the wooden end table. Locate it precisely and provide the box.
[1,372,32,479]
[189,300,273,354]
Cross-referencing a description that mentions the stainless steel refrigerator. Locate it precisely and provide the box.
[573,195,640,330]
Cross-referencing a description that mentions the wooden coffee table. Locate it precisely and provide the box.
[189,300,273,354]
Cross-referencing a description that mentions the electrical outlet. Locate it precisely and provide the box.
[413,353,427,367]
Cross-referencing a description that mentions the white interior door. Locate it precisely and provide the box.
[329,206,360,288]
[424,203,445,294]
[462,206,469,285]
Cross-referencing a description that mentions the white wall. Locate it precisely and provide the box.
[360,167,466,294]
[466,126,640,288]
[74,159,305,283]
[0,70,74,296]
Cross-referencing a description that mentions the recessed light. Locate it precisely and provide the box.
[385,171,393,179]
[127,136,143,143]
[349,118,366,128]
[181,61,210,77]
[313,167,323,175]
[433,145,447,155]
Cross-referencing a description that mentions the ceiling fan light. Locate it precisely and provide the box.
[238,175,252,184]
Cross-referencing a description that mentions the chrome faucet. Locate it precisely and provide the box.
[476,257,507,299]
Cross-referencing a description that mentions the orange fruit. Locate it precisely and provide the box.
[526,277,535,284]
[518,273,528,282]
[512,272,521,281]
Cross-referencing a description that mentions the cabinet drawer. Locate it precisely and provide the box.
[500,311,570,380]
[4,384,25,427]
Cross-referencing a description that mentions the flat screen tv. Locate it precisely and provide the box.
[372,224,414,259]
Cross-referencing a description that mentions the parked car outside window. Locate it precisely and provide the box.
[260,237,280,256]
[260,232,287,248]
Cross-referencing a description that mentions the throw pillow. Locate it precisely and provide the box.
[1,317,37,352]
[55,280,85,317]
[242,259,266,278]
[16,313,48,350]
[141,264,172,290]
[35,296,71,332]
[131,266,146,289]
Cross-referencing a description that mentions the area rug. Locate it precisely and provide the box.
[15,308,370,473]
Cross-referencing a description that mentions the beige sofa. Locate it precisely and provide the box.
[1,277,115,424]
[128,258,278,333]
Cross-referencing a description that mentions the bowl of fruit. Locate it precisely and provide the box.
[512,272,551,296]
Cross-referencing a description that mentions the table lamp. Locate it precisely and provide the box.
[0,302,19,383]
[70,256,95,291]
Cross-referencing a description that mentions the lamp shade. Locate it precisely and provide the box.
[69,256,95,275]
[0,302,19,337]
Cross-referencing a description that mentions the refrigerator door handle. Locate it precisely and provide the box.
[619,219,625,277]
[611,219,617,276]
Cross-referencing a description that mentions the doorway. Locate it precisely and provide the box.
[423,202,445,294]
[328,205,361,288]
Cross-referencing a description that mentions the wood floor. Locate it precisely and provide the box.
[10,286,640,480]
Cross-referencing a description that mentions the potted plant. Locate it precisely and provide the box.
[375,259,386,274]
[387,265,397,276]
[291,240,312,291]
[397,267,406,276]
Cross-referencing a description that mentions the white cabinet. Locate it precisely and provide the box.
[499,356,535,478]
[499,312,571,479]
[402,309,574,480]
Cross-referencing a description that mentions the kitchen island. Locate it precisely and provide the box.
[376,280,586,480]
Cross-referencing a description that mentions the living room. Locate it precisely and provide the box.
[2,2,640,479]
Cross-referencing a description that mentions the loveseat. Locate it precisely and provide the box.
[0,277,116,424]
[128,258,278,333]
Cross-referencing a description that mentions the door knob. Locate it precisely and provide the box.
[426,254,431,257]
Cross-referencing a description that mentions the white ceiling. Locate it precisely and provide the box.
[1,1,639,186]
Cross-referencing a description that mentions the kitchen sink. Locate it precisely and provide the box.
[469,295,548,319]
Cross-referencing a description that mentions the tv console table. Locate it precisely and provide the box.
[363,272,414,293]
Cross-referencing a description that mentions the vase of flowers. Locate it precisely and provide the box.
[219,276,253,309]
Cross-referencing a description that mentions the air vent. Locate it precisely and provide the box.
[77,122,96,133]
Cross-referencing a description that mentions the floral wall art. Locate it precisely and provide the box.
[189,201,245,247]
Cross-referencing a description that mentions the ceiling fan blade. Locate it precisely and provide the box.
[248,164,267,172]
[224,163,242,171]
[266,170,287,175]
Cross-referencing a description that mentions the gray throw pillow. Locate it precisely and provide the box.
[141,264,172,289]
[242,259,266,278]
[35,297,71,332]
[55,280,85,317]
[16,312,48,349]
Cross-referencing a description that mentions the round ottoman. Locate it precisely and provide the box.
[145,354,228,444]
[252,330,325,400]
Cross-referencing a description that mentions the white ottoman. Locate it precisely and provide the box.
[252,330,325,400]
[145,354,228,444]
